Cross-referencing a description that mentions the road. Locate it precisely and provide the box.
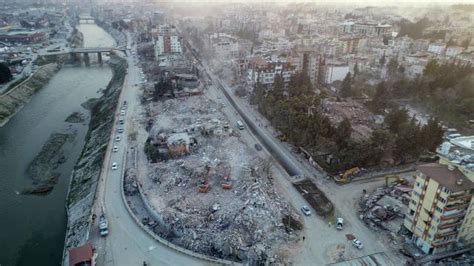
[190,50,403,264]
[90,32,207,266]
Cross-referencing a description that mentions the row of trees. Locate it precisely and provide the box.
[0,63,12,84]
[252,67,443,171]
[252,72,444,172]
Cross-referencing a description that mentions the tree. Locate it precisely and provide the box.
[369,82,389,113]
[272,74,285,101]
[334,118,352,149]
[340,72,352,98]
[368,129,393,165]
[387,58,399,76]
[0,63,12,84]
[385,108,409,134]
[419,118,444,152]
[288,72,312,97]
[461,38,470,49]
[423,59,439,76]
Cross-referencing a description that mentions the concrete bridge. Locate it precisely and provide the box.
[40,47,127,64]
[79,15,95,24]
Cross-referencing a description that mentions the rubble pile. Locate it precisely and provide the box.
[140,94,301,263]
[358,180,412,234]
[320,99,374,140]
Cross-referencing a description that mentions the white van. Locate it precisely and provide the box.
[237,120,244,130]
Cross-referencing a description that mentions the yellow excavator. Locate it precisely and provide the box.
[334,167,361,184]
[385,175,408,187]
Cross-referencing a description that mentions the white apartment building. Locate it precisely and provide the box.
[323,64,350,84]
[428,43,447,55]
[445,46,464,57]
[170,35,182,54]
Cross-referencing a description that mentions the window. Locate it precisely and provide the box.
[410,210,415,216]
[436,206,443,213]
[416,182,421,187]
[442,187,451,194]
[411,200,417,205]
[437,197,446,204]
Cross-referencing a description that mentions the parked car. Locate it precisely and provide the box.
[117,128,124,133]
[301,206,311,216]
[113,146,118,152]
[336,217,344,230]
[111,162,118,170]
[115,136,121,142]
[120,110,125,116]
[254,144,262,151]
[352,239,363,249]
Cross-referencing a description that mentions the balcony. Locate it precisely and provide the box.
[434,229,458,239]
[432,239,456,248]
[438,220,463,229]
[448,193,471,201]
[440,210,466,221]
[444,202,470,211]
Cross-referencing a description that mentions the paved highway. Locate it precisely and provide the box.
[91,33,208,266]
[186,44,400,264]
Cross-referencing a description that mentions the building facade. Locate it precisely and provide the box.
[404,163,474,254]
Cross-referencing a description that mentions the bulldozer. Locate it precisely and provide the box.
[385,175,408,187]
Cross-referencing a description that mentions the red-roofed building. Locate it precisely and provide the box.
[69,243,94,266]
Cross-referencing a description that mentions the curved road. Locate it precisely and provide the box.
[91,33,208,266]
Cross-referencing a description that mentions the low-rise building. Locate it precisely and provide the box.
[445,46,465,57]
[428,43,447,55]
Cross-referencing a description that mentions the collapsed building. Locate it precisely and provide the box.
[140,93,302,263]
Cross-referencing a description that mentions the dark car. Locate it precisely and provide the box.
[254,144,263,151]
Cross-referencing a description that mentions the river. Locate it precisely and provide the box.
[0,23,115,266]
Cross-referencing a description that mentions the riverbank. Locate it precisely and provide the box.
[0,63,60,127]
[0,28,84,127]
[62,54,127,261]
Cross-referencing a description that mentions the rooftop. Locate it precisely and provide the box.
[68,243,93,266]
[417,163,474,192]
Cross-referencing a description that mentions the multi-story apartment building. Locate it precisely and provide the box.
[404,163,474,255]
[246,56,295,86]
[340,21,392,37]
[155,33,182,58]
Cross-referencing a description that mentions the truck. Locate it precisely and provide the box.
[99,214,109,237]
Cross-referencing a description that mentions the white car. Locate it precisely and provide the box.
[336,217,344,230]
[111,162,118,170]
[352,239,363,249]
[120,110,125,116]
[301,206,311,216]
[115,136,121,142]
[112,146,118,152]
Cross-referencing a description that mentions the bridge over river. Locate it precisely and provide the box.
[40,47,127,63]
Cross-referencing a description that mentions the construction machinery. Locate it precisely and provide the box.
[198,165,211,193]
[220,166,232,189]
[385,175,408,187]
[334,167,361,184]
[278,134,288,142]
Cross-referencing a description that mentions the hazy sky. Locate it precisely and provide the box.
[152,0,474,3]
